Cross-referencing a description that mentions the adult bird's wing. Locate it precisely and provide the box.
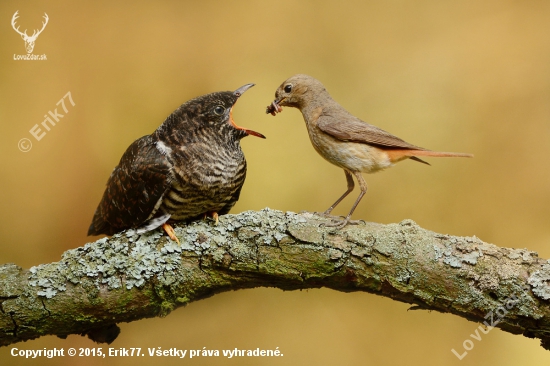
[88,136,173,236]
[317,112,426,150]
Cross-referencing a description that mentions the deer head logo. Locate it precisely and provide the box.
[11,11,49,54]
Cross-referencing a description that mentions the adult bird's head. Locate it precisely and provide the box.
[266,74,327,115]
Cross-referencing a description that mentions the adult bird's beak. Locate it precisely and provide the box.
[231,84,266,139]
[266,97,285,116]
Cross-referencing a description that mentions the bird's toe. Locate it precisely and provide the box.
[321,217,364,229]
[162,223,180,245]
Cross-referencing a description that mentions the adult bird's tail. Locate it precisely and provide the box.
[386,149,474,165]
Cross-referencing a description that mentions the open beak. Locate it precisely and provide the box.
[266,97,285,116]
[231,84,266,139]
[234,83,255,97]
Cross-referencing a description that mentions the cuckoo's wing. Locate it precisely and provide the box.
[88,136,173,236]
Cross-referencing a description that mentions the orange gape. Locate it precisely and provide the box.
[267,74,473,228]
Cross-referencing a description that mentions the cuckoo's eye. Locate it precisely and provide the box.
[214,106,225,115]
[284,84,292,93]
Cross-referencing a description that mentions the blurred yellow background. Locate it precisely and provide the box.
[1,0,550,365]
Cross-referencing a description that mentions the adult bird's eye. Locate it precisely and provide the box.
[284,84,292,93]
[214,106,225,115]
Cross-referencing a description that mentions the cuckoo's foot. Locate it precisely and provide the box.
[203,211,219,225]
[162,223,180,245]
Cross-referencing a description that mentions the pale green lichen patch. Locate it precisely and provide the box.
[431,235,486,269]
[528,262,550,300]
[28,225,192,297]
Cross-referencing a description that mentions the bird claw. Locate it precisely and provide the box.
[162,223,180,245]
[321,219,348,229]
[321,217,364,229]
[314,211,343,221]
[203,211,219,225]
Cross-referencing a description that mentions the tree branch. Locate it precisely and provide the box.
[1,208,550,349]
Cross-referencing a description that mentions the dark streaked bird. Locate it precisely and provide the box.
[267,74,472,228]
[89,84,265,243]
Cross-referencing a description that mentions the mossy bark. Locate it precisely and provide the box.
[1,209,550,349]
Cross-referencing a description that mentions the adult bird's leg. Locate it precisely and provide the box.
[162,223,180,245]
[324,171,367,228]
[319,170,354,219]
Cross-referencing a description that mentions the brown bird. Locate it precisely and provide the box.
[267,74,472,228]
[89,84,265,243]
